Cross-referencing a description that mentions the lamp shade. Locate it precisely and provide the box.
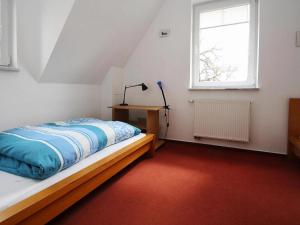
[141,83,148,91]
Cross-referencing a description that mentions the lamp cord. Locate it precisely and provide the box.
[158,86,170,138]
[164,107,170,138]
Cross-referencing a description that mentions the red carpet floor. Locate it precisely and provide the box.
[49,142,300,225]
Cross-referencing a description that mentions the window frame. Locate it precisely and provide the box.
[0,0,18,71]
[190,0,259,90]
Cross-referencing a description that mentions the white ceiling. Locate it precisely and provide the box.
[38,0,165,84]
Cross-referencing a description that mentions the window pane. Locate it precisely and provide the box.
[223,5,249,25]
[200,4,249,29]
[0,0,3,62]
[0,0,11,67]
[200,10,223,29]
[198,23,250,83]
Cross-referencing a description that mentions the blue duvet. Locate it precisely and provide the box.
[0,118,140,180]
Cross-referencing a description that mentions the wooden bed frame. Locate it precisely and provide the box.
[0,134,155,225]
[288,99,300,159]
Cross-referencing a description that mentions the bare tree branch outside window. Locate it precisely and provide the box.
[199,46,237,82]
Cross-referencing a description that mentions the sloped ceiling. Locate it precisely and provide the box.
[40,0,76,77]
[17,0,75,79]
[39,0,165,84]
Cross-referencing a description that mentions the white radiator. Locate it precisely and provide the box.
[193,100,251,142]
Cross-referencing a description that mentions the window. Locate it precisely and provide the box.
[0,0,17,70]
[191,0,259,89]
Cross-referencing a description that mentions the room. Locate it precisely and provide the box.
[0,0,300,224]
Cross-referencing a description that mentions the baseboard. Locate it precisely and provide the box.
[162,137,287,156]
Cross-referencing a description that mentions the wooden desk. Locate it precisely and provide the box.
[111,105,165,150]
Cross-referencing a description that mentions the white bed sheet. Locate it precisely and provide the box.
[0,133,146,211]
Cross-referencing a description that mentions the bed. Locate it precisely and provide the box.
[0,120,155,225]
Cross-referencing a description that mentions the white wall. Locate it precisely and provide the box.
[0,0,101,131]
[100,67,124,121]
[121,0,300,154]
[0,68,101,131]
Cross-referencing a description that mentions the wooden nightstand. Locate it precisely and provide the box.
[288,99,300,159]
[111,105,165,150]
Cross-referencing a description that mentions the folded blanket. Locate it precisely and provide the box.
[0,118,141,179]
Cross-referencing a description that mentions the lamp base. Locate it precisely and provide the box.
[120,103,129,106]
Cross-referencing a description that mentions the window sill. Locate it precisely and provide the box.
[0,66,19,72]
[189,86,260,91]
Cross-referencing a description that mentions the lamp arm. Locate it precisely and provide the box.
[125,83,143,89]
[122,85,140,105]
[121,83,147,106]
[122,86,127,105]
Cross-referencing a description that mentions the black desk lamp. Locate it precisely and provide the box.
[120,83,148,106]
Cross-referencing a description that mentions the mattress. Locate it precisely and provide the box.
[0,133,146,211]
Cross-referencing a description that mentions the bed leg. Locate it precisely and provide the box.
[147,135,156,157]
